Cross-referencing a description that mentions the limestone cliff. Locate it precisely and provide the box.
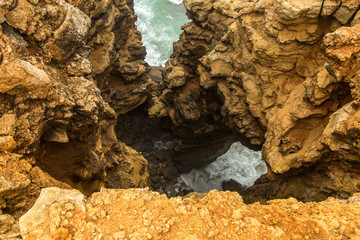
[149,0,360,201]
[0,0,151,228]
[3,0,360,238]
[19,187,360,239]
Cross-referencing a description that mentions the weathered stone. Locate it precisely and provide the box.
[65,49,92,76]
[19,188,85,239]
[148,66,165,83]
[274,0,323,23]
[184,0,214,22]
[333,0,360,24]
[351,10,360,26]
[116,62,147,82]
[321,0,341,17]
[42,127,69,143]
[19,187,360,240]
[4,0,36,34]
[0,0,13,23]
[0,0,150,222]
[149,0,360,201]
[0,136,16,151]
[0,59,51,98]
[0,114,16,136]
[44,0,91,62]
[0,214,15,234]
[303,65,337,105]
[165,66,187,88]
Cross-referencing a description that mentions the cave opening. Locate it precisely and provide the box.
[130,0,268,197]
[36,121,106,196]
[114,104,268,197]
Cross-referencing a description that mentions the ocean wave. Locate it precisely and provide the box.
[134,0,189,66]
[168,0,183,5]
[180,142,267,193]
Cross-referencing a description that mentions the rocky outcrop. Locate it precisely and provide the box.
[0,0,151,228]
[19,187,360,239]
[3,0,360,238]
[68,0,156,114]
[115,106,179,192]
[149,0,360,200]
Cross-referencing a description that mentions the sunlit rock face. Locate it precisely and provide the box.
[19,187,360,240]
[3,0,360,239]
[0,0,151,224]
[149,0,360,201]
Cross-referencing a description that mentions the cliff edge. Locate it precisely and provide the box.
[19,187,360,240]
[150,0,360,201]
[0,0,152,232]
[2,0,360,239]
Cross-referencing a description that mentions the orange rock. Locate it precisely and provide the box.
[19,187,360,240]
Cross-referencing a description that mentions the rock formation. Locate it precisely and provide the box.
[0,0,151,233]
[3,0,360,238]
[149,0,360,201]
[19,187,360,239]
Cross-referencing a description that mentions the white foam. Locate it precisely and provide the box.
[153,140,175,150]
[168,0,183,5]
[180,142,267,193]
[134,0,189,66]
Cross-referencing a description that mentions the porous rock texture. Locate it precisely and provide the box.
[3,0,360,238]
[20,187,360,239]
[149,0,360,201]
[0,0,151,235]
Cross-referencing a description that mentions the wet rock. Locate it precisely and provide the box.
[115,107,179,192]
[151,175,161,184]
[149,66,165,83]
[173,132,236,172]
[222,179,247,192]
[162,163,178,180]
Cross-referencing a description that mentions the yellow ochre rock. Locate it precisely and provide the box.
[20,187,360,240]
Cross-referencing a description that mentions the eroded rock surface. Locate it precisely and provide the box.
[3,0,360,238]
[20,187,360,240]
[149,0,360,201]
[0,0,150,232]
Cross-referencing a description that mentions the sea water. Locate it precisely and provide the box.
[180,142,267,193]
[133,0,267,193]
[134,0,189,66]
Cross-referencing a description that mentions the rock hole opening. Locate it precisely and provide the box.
[177,142,267,194]
[115,105,268,197]
[130,0,269,197]
[37,122,105,196]
[134,0,190,66]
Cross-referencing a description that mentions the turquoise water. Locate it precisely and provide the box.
[134,0,189,66]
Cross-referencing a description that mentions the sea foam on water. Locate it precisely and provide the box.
[134,0,267,192]
[180,142,267,193]
[168,0,184,5]
[134,0,189,66]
